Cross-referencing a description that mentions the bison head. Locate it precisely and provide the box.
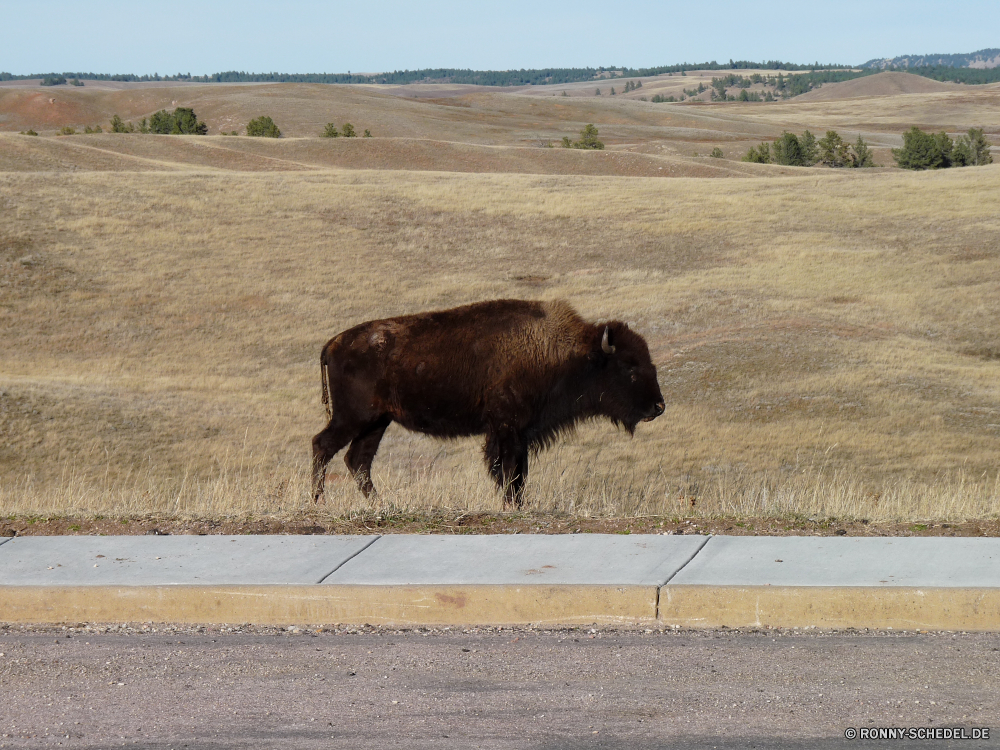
[592,322,665,432]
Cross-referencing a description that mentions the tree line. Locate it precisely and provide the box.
[892,127,992,169]
[8,62,1000,88]
[740,126,992,169]
[743,130,876,167]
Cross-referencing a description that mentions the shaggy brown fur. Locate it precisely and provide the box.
[312,299,664,506]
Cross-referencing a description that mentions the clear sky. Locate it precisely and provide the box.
[2,0,998,75]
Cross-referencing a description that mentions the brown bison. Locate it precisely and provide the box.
[312,299,664,507]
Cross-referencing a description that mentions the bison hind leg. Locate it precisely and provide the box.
[344,416,391,498]
[484,430,528,509]
[312,423,355,502]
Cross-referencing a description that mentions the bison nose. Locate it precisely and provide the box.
[654,401,665,416]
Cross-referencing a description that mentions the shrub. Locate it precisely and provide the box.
[83,125,103,134]
[58,126,76,136]
[68,78,83,87]
[246,116,281,138]
[363,129,371,138]
[41,76,66,87]
[19,129,38,136]
[341,123,356,138]
[710,147,724,158]
[322,123,340,138]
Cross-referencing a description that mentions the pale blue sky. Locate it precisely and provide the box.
[3,1,998,75]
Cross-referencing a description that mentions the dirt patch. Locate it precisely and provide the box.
[2,512,997,538]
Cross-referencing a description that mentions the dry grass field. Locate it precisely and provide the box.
[2,72,999,524]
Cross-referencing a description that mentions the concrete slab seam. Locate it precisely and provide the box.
[655,535,712,619]
[315,535,382,584]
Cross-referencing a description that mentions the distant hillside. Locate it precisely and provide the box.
[863,48,1000,70]
[794,71,959,101]
[0,60,853,88]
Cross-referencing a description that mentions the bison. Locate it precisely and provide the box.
[311,299,664,507]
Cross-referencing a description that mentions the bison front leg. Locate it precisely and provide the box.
[484,429,528,509]
[344,416,391,498]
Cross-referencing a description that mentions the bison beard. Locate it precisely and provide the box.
[311,299,665,507]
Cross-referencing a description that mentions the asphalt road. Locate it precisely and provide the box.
[1,626,999,749]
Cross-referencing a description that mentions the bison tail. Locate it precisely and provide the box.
[321,359,333,421]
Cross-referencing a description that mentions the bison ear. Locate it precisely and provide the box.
[601,326,616,355]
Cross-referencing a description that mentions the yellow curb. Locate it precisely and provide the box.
[659,586,1000,631]
[0,585,659,627]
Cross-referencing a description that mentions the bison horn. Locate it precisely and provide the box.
[601,326,616,355]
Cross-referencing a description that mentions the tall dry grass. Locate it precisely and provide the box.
[3,163,1000,521]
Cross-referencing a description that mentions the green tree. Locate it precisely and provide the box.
[138,117,150,134]
[341,123,356,137]
[799,130,818,165]
[19,129,39,136]
[952,127,992,166]
[818,130,849,167]
[171,107,207,135]
[561,124,605,150]
[710,147,724,158]
[771,132,803,165]
[110,114,136,133]
[322,123,340,137]
[892,127,952,170]
[575,123,604,149]
[363,129,372,137]
[247,115,281,138]
[850,135,876,168]
[595,88,601,96]
[742,142,770,163]
[149,109,175,134]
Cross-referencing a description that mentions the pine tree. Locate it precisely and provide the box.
[771,132,803,165]
[742,143,771,163]
[892,127,947,169]
[799,130,818,165]
[850,135,875,168]
[966,127,993,165]
[247,115,281,138]
[322,123,340,138]
[341,123,356,137]
[818,130,849,167]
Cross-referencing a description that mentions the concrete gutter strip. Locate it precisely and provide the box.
[1,535,1000,629]
[0,535,379,585]
[323,534,706,585]
[670,536,1000,587]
